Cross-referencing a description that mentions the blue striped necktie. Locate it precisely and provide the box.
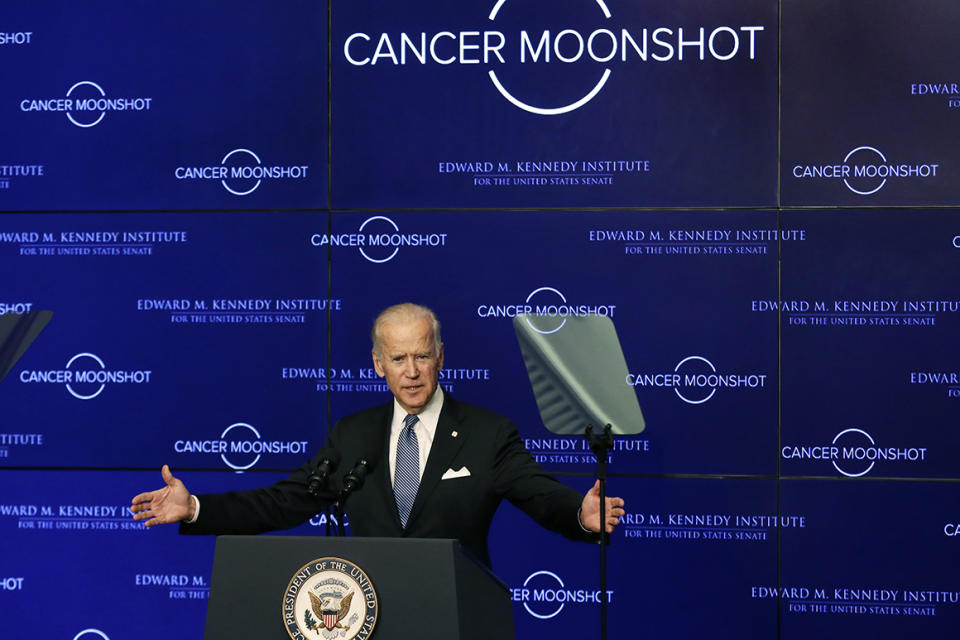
[395,413,420,528]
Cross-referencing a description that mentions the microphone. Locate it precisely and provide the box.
[334,454,377,537]
[305,449,341,497]
[341,455,377,497]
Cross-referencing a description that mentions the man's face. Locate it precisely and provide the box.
[372,317,444,415]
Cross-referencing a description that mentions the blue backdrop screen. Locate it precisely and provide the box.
[2,2,958,640]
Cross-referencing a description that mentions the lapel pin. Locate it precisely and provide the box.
[451,431,458,438]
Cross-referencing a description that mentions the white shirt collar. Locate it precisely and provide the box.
[391,385,443,433]
[389,386,444,482]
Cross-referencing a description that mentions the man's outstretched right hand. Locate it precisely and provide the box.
[130,464,194,526]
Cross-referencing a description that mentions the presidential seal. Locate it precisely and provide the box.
[282,557,379,640]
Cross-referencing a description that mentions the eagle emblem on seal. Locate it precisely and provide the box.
[284,558,377,640]
[307,590,354,633]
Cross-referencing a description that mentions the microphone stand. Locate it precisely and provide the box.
[334,501,346,537]
[334,458,373,537]
[306,456,338,537]
[333,485,350,537]
[585,423,614,640]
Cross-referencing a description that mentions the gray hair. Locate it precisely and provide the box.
[371,303,442,357]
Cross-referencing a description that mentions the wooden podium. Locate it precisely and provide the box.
[203,536,515,640]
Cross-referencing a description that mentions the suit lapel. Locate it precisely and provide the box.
[406,396,466,527]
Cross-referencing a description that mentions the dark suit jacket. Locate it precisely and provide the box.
[181,394,595,566]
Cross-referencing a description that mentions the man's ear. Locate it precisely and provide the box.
[372,349,385,377]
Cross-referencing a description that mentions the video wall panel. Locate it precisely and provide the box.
[0,212,331,470]
[490,475,781,640]
[331,0,778,209]
[781,0,960,206]
[2,0,326,211]
[780,210,960,480]
[779,479,960,640]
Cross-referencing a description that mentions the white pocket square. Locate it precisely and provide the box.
[441,466,470,480]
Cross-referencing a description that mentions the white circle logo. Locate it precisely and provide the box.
[672,355,717,405]
[487,0,612,116]
[843,146,888,195]
[221,148,263,195]
[831,428,877,478]
[65,81,107,128]
[522,570,566,619]
[73,630,110,640]
[65,352,108,400]
[220,422,262,471]
[358,216,401,263]
[524,287,569,334]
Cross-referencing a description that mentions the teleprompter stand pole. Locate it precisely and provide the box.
[585,423,614,640]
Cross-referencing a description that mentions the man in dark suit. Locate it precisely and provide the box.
[131,303,625,567]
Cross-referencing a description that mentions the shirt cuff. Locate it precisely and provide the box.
[577,507,590,533]
[185,495,200,524]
